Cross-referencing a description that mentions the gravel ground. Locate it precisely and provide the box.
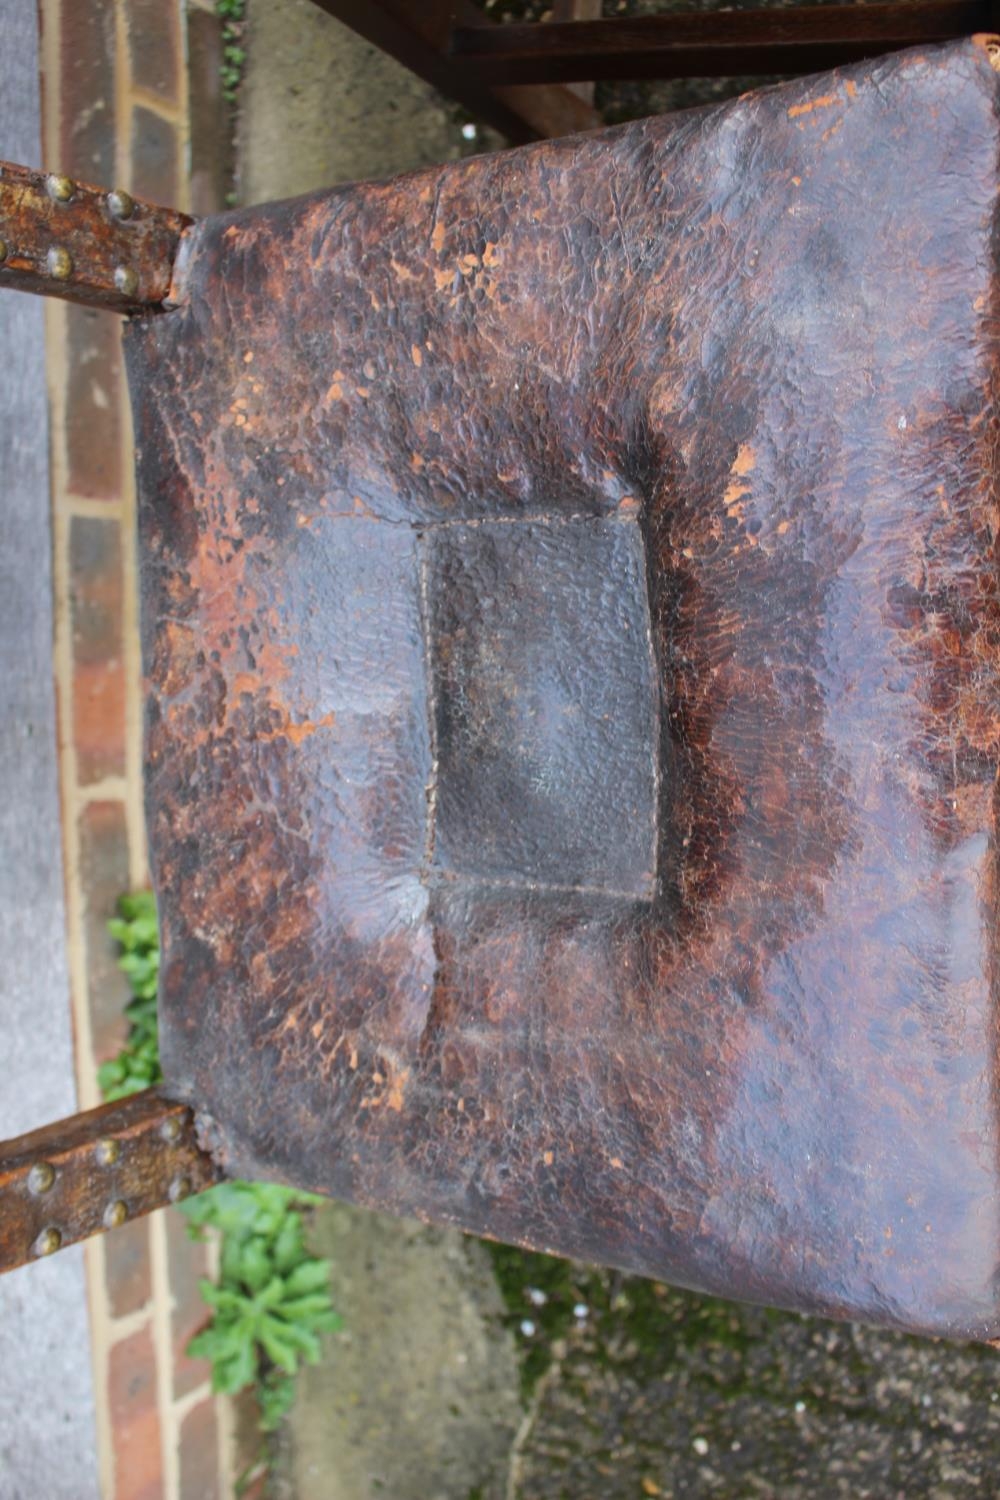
[495,1256,1000,1499]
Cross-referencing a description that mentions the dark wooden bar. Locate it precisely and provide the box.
[307,0,598,141]
[0,160,190,312]
[0,1090,221,1273]
[450,0,994,84]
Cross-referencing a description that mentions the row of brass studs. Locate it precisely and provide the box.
[163,1111,192,1204]
[0,175,141,295]
[45,173,135,221]
[26,1115,192,1258]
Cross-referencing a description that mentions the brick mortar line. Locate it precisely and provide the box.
[75,776,129,805]
[216,1392,238,1500]
[172,1378,214,1424]
[84,1240,117,1500]
[149,1207,181,1500]
[65,494,124,521]
[48,262,119,1500]
[127,85,184,128]
[104,1298,156,1347]
[115,10,177,1495]
[48,464,100,1110]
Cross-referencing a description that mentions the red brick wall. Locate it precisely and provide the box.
[38,1,236,1494]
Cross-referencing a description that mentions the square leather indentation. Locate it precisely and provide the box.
[423,516,660,899]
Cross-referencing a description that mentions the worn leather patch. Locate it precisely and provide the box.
[128,38,1000,1340]
[426,515,659,898]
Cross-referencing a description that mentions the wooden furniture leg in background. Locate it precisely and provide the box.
[305,0,600,141]
[449,0,1000,83]
[310,0,1000,133]
[551,0,602,109]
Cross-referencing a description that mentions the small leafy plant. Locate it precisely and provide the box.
[217,0,247,105]
[182,1182,340,1430]
[98,891,163,1099]
[103,892,339,1440]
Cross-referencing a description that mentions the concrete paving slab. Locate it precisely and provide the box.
[273,1207,521,1500]
[239,0,492,206]
[0,3,99,1496]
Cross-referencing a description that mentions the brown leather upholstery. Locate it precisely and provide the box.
[127,37,1000,1340]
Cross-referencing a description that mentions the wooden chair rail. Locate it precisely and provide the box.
[0,1090,220,1274]
[450,0,998,84]
[307,0,600,142]
[310,0,1000,136]
[0,160,189,312]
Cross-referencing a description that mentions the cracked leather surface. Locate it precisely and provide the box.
[127,37,1000,1339]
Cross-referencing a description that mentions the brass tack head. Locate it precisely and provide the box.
[104,1200,128,1229]
[46,172,74,202]
[28,1162,55,1194]
[46,246,72,281]
[160,1116,182,1143]
[114,264,139,298]
[107,188,135,221]
[168,1175,191,1204]
[33,1227,62,1257]
[0,240,7,263]
[96,1138,120,1166]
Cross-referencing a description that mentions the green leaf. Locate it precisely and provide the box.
[188,1325,226,1362]
[240,1238,272,1294]
[257,1275,288,1310]
[212,1336,258,1395]
[220,1238,245,1288]
[97,1058,126,1089]
[187,1181,270,1237]
[271,1213,305,1274]
[199,1279,245,1312]
[257,1372,295,1432]
[283,1260,331,1297]
[129,913,158,943]
[272,1320,321,1362]
[101,890,163,1102]
[117,890,156,922]
[103,887,344,1436]
[277,1293,334,1319]
[119,953,156,983]
[257,1317,300,1374]
[308,1308,343,1334]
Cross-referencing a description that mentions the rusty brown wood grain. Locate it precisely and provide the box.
[0,1090,221,1273]
[127,38,1000,1341]
[0,160,190,313]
